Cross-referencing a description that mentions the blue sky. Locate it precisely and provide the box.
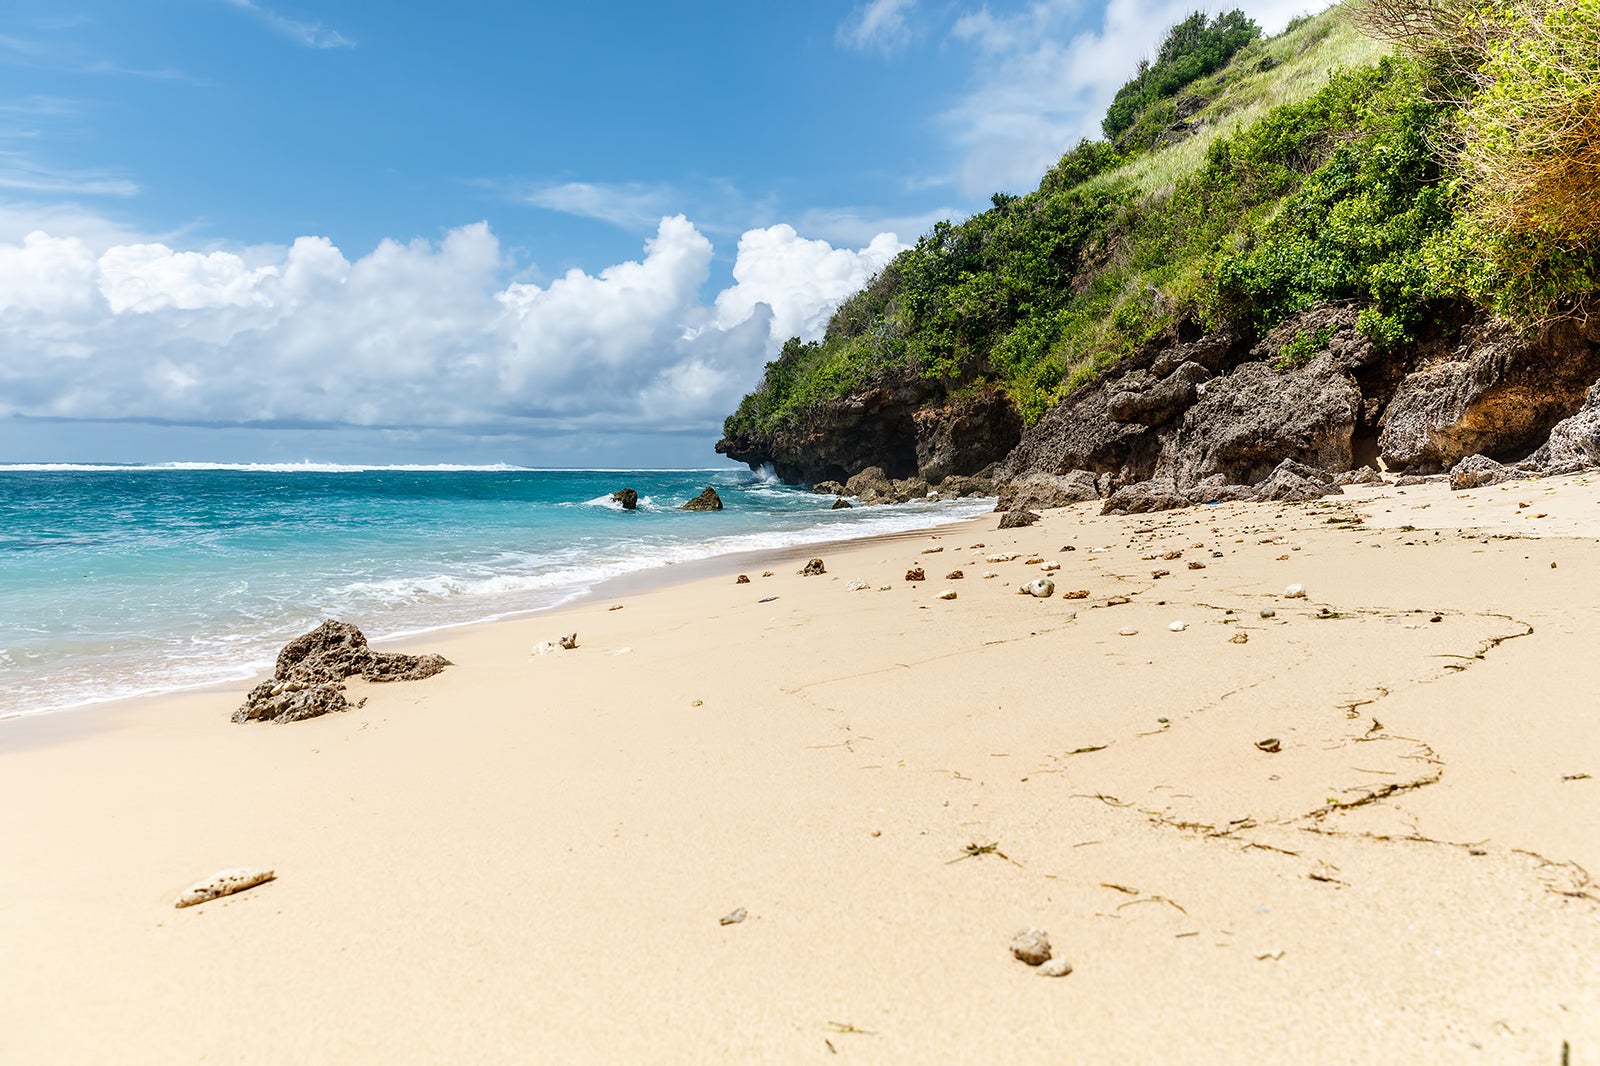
[0,0,1314,467]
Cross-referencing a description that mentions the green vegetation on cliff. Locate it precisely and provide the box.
[725,1,1600,443]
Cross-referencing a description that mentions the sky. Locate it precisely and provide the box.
[0,0,1320,468]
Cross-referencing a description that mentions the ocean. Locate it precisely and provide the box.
[0,464,993,720]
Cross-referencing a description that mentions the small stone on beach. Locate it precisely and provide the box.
[1259,608,1276,619]
[719,908,747,926]
[1231,632,1249,644]
[174,867,275,909]
[938,589,958,600]
[1010,927,1052,966]
[1037,956,1074,978]
[1168,621,1187,632]
[1020,577,1055,598]
[1283,584,1307,598]
[847,579,870,591]
[906,567,926,582]
[735,574,750,584]
[1118,627,1139,637]
[800,558,826,576]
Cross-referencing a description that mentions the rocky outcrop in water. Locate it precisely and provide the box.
[611,488,638,510]
[233,620,451,724]
[682,487,723,511]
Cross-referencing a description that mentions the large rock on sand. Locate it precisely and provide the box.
[234,620,450,724]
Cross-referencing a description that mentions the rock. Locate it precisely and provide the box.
[938,589,958,600]
[1118,627,1139,636]
[1107,361,1211,427]
[905,567,926,582]
[1448,453,1532,491]
[1536,378,1600,468]
[994,470,1101,512]
[1020,578,1055,598]
[1283,585,1306,599]
[1259,607,1277,618]
[831,498,853,509]
[985,553,1020,563]
[998,509,1042,529]
[1010,927,1052,966]
[921,546,944,554]
[936,473,997,499]
[945,570,964,580]
[174,866,276,908]
[1231,631,1249,644]
[1255,737,1282,753]
[682,486,724,511]
[719,908,747,926]
[558,633,578,650]
[1380,313,1600,471]
[1037,956,1074,978]
[1169,621,1188,632]
[1063,589,1090,599]
[800,558,826,576]
[611,488,638,510]
[847,579,870,591]
[736,574,750,584]
[532,641,562,656]
[982,571,999,579]
[1101,479,1191,515]
[1337,466,1384,485]
[1253,458,1344,503]
[1187,561,1206,570]
[234,620,450,724]
[845,466,896,504]
[813,480,846,496]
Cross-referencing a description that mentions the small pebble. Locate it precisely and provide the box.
[847,579,870,591]
[1259,607,1276,619]
[1118,626,1139,637]
[735,574,750,584]
[174,867,276,909]
[1168,620,1187,632]
[938,589,958,600]
[1283,584,1306,598]
[719,908,747,926]
[1042,562,1060,571]
[1010,927,1052,966]
[1037,956,1073,978]
[1230,632,1249,644]
[983,571,1000,579]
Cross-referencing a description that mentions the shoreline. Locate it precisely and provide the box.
[0,505,996,746]
[4,474,1597,1062]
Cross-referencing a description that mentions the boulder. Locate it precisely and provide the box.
[1106,361,1211,427]
[611,488,638,510]
[998,509,1041,529]
[813,480,846,495]
[1448,454,1533,491]
[995,470,1101,512]
[1102,479,1192,515]
[1535,378,1600,469]
[1336,467,1384,485]
[682,486,724,511]
[845,466,896,504]
[1254,459,1344,503]
[800,558,826,576]
[831,498,853,509]
[936,473,997,499]
[234,620,450,724]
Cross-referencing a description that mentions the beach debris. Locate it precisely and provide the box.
[1168,620,1188,632]
[1283,584,1307,598]
[983,571,999,579]
[878,584,892,591]
[906,567,926,581]
[1561,772,1591,781]
[1188,561,1206,570]
[736,574,750,584]
[234,620,450,724]
[1025,556,1045,565]
[762,571,774,577]
[758,596,778,603]
[800,558,826,576]
[999,510,1041,529]
[921,546,944,554]
[1255,737,1282,753]
[174,867,275,909]
[1037,956,1074,978]
[719,908,747,926]
[945,569,964,580]
[1019,577,1055,597]
[559,633,578,650]
[690,699,703,707]
[682,486,723,511]
[1118,627,1139,636]
[938,589,958,600]
[1010,927,1052,966]
[610,488,638,510]
[1062,589,1090,599]
[608,604,623,611]
[986,553,1021,563]
[533,641,562,656]
[1162,550,1183,560]
[1231,632,1250,644]
[847,579,871,591]
[1259,607,1276,618]
[1041,561,1060,571]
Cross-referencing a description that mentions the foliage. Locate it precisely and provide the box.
[1102,10,1262,142]
[1274,325,1337,368]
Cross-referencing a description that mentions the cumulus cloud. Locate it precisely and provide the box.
[838,0,920,53]
[943,0,1334,196]
[0,213,901,439]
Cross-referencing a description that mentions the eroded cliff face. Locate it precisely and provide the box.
[719,300,1600,508]
[715,378,1021,487]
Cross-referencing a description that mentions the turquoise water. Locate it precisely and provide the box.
[0,464,993,718]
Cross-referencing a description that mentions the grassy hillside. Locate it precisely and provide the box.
[724,1,1599,444]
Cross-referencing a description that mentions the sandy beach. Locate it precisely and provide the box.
[3,475,1598,1064]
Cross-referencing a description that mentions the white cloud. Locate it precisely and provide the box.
[514,180,676,231]
[713,224,902,342]
[838,0,920,53]
[943,0,1335,196]
[222,0,355,49]
[0,212,903,440]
